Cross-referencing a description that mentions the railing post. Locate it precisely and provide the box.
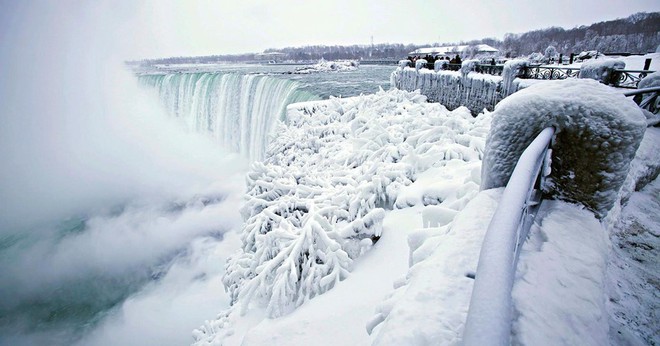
[569,53,574,64]
[644,58,652,71]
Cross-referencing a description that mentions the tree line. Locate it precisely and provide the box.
[132,12,659,65]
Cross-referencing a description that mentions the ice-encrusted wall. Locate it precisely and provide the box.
[391,67,523,115]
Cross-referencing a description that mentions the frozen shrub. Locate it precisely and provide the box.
[220,89,490,321]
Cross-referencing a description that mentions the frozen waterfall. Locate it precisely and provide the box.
[139,73,320,161]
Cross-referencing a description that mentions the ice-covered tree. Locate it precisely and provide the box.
[544,45,558,62]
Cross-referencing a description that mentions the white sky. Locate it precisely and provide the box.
[1,0,659,59]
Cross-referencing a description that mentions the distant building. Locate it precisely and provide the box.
[409,44,499,57]
[255,52,287,62]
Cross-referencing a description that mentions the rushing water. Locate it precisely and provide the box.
[137,64,394,160]
[0,63,394,345]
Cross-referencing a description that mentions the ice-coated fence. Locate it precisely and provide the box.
[462,127,554,346]
[391,68,515,115]
[464,78,647,344]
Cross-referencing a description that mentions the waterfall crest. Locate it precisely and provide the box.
[139,73,320,161]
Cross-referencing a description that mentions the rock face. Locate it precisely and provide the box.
[481,78,647,218]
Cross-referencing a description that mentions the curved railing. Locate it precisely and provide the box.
[462,127,555,346]
[613,69,653,89]
[524,65,580,80]
[624,86,660,120]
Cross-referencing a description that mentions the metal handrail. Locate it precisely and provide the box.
[623,86,660,96]
[463,127,555,346]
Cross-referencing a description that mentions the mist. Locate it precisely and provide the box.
[0,2,248,344]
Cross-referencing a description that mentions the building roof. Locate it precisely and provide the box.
[409,44,499,56]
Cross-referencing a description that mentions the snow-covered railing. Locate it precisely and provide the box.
[613,69,655,89]
[463,127,555,346]
[624,86,660,118]
[410,61,655,89]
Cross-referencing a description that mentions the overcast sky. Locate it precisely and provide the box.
[1,0,659,60]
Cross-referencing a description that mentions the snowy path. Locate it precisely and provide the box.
[511,201,609,345]
[241,209,419,345]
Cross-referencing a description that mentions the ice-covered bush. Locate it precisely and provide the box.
[544,45,558,61]
[528,52,544,63]
[219,88,495,321]
[481,79,646,218]
[578,58,625,84]
[195,89,493,346]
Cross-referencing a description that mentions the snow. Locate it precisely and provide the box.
[606,177,660,346]
[462,127,554,346]
[193,88,492,345]
[618,52,660,71]
[501,59,529,96]
[638,70,660,89]
[192,74,659,346]
[511,200,609,345]
[370,189,502,345]
[294,59,359,74]
[578,58,625,83]
[481,78,646,218]
[415,59,428,71]
[239,208,415,346]
[460,59,480,78]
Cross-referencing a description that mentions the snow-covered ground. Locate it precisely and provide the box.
[194,86,658,345]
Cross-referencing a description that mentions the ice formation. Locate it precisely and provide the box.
[391,67,509,114]
[193,88,491,345]
[501,59,529,96]
[578,58,625,84]
[481,78,646,218]
[294,59,359,74]
[460,59,480,79]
